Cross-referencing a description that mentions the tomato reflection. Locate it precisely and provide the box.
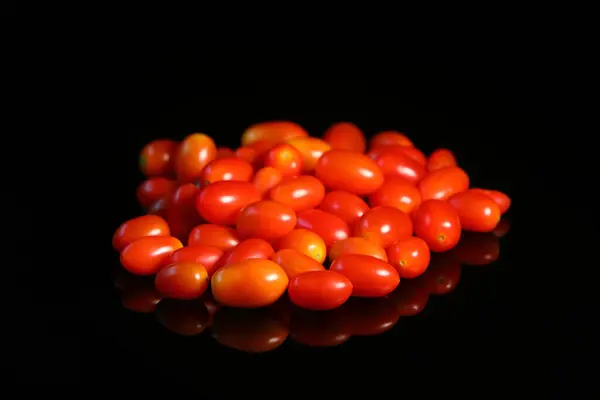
[199,291,221,327]
[341,297,400,336]
[289,307,351,347]
[388,279,430,317]
[454,232,500,266]
[114,268,162,313]
[418,252,462,295]
[267,295,294,329]
[155,299,209,336]
[492,217,510,237]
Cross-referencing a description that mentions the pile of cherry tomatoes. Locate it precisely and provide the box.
[113,121,511,316]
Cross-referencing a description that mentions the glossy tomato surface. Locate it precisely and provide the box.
[221,238,275,266]
[270,249,325,279]
[315,150,384,195]
[469,188,512,214]
[120,236,183,275]
[353,206,413,249]
[199,157,254,185]
[448,190,501,232]
[241,121,308,146]
[252,166,284,198]
[112,215,170,252]
[139,139,178,177]
[319,190,369,228]
[268,175,325,212]
[330,254,400,297]
[167,245,224,277]
[322,122,366,153]
[286,137,332,173]
[427,148,457,172]
[174,133,217,183]
[413,200,461,252]
[188,224,240,251]
[235,140,276,168]
[329,237,388,262]
[296,209,350,249]
[288,270,353,311]
[165,183,203,241]
[211,259,289,308]
[274,228,326,263]
[419,166,470,201]
[387,237,431,278]
[136,178,177,208]
[369,131,413,148]
[236,200,297,241]
[371,150,426,184]
[368,176,422,215]
[196,181,261,225]
[368,145,427,167]
[264,143,303,177]
[154,262,209,300]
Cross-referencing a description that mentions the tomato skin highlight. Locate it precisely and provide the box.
[166,245,224,277]
[154,262,209,300]
[286,137,332,173]
[448,190,501,232]
[268,175,325,212]
[387,237,431,278]
[199,157,254,184]
[468,188,511,214]
[322,122,366,153]
[288,270,353,311]
[371,150,426,184]
[329,237,388,262]
[264,143,303,177]
[236,200,297,242]
[419,166,470,201]
[211,259,289,308]
[188,224,241,251]
[368,176,422,215]
[120,236,183,276]
[139,139,178,178]
[136,178,177,208]
[330,254,400,297]
[174,133,217,183]
[241,121,309,146]
[413,200,462,252]
[221,238,275,266]
[113,215,171,252]
[196,181,261,226]
[270,249,325,279]
[427,148,457,172]
[252,166,284,198]
[369,131,413,148]
[295,209,350,249]
[319,190,370,228]
[315,150,384,195]
[353,206,413,249]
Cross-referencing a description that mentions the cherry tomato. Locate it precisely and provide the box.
[419,166,470,201]
[136,177,177,208]
[289,307,351,347]
[147,197,168,219]
[370,150,426,184]
[165,183,203,241]
[342,297,399,335]
[236,200,297,241]
[286,136,332,173]
[387,237,431,278]
[188,224,240,251]
[120,236,183,275]
[353,206,413,249]
[216,146,236,159]
[322,122,366,153]
[166,245,223,277]
[241,121,308,147]
[155,300,209,336]
[270,249,325,279]
[388,279,429,316]
[252,166,284,198]
[212,307,288,353]
[112,215,170,252]
[274,228,326,263]
[119,276,162,313]
[296,209,350,249]
[139,139,178,178]
[368,176,422,215]
[221,238,275,266]
[413,200,461,252]
[448,190,501,232]
[369,131,413,148]
[492,218,510,237]
[453,232,500,266]
[368,145,426,166]
[319,190,369,228]
[427,148,457,171]
[264,143,303,177]
[211,259,289,308]
[468,188,512,214]
[195,181,261,225]
[315,150,384,195]
[329,237,388,262]
[199,157,254,185]
[288,270,353,311]
[174,133,217,183]
[235,140,276,168]
[154,262,209,300]
[330,254,400,297]
[421,252,461,295]
[268,175,325,212]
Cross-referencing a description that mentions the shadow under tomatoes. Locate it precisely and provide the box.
[155,299,210,336]
[289,306,352,347]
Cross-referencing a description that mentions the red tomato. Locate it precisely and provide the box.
[216,147,235,159]
[370,150,426,184]
[139,139,178,178]
[120,236,183,275]
[368,176,422,215]
[235,140,276,168]
[342,297,399,335]
[118,276,162,313]
[264,143,303,177]
[322,122,366,153]
[413,200,462,252]
[211,259,289,308]
[195,181,261,225]
[492,218,510,237]
[136,177,177,208]
[319,190,369,228]
[165,183,203,241]
[353,206,413,249]
[296,209,350,249]
[419,166,470,201]
[270,249,325,279]
[188,224,240,251]
[289,308,351,347]
[288,270,353,311]
[329,237,388,262]
[448,190,501,232]
[369,131,413,148]
[387,237,431,278]
[286,137,332,173]
[241,121,308,146]
[221,238,275,266]
[252,166,284,198]
[453,232,500,266]
[154,262,209,300]
[315,150,384,195]
[236,200,297,241]
[199,157,254,185]
[427,148,457,171]
[388,279,429,316]
[155,300,209,336]
[174,133,217,183]
[112,215,170,252]
[147,197,168,219]
[421,253,461,295]
[468,188,511,214]
[368,145,427,166]
[274,228,326,263]
[166,245,224,277]
[268,175,326,212]
[330,254,400,297]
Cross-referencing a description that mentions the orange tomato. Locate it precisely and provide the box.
[139,139,178,178]
[286,137,332,173]
[120,236,183,275]
[368,176,422,215]
[468,188,511,214]
[264,143,303,177]
[166,245,224,277]
[174,133,217,183]
[220,238,275,266]
[296,209,350,249]
[241,121,308,146]
[370,150,426,184]
[271,249,326,279]
[199,157,254,185]
[235,140,276,168]
[155,300,209,336]
[322,122,366,153]
[369,131,413,148]
[154,262,209,300]
[329,237,388,262]
[330,254,400,297]
[353,206,413,249]
[112,215,170,252]
[419,166,470,201]
[195,181,261,225]
[136,177,177,208]
[211,259,289,308]
[188,224,240,251]
[252,166,284,198]
[427,148,457,171]
[315,150,384,195]
[268,175,326,212]
[274,228,326,263]
[413,200,462,252]
[236,200,297,241]
[448,190,501,232]
[387,237,431,278]
[319,190,370,228]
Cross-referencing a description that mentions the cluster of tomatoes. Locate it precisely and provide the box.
[113,121,511,317]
